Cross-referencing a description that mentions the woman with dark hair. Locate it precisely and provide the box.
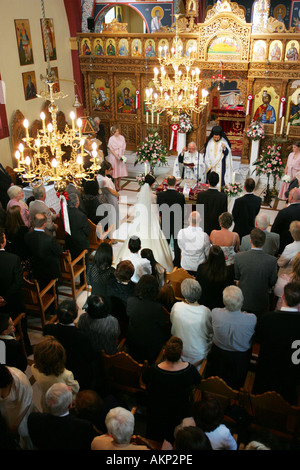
[210,212,240,269]
[96,160,120,237]
[141,248,166,288]
[142,336,201,443]
[5,205,30,262]
[87,241,115,298]
[157,282,177,313]
[174,427,212,451]
[31,335,79,411]
[82,179,107,224]
[195,245,234,310]
[126,274,166,363]
[78,295,120,355]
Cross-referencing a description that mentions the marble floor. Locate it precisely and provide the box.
[25,157,286,412]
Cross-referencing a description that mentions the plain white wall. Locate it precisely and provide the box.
[0,0,76,167]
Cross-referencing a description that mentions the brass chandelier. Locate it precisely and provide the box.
[15,0,100,193]
[145,15,208,122]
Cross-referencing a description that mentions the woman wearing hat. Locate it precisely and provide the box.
[6,185,31,228]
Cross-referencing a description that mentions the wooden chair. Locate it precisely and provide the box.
[58,249,88,300]
[100,349,148,398]
[242,390,300,445]
[88,219,113,253]
[22,277,57,330]
[55,214,66,248]
[165,267,195,300]
[194,374,240,414]
[13,312,27,357]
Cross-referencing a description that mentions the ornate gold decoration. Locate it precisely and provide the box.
[102,19,128,33]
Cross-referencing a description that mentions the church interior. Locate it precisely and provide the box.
[1,0,300,453]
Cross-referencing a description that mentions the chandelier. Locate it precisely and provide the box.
[15,0,100,193]
[144,15,208,122]
[211,60,226,91]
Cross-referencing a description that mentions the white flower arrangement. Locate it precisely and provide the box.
[178,113,193,133]
[246,120,265,141]
[120,155,127,163]
[282,174,291,183]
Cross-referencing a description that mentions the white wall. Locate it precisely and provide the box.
[0,0,75,167]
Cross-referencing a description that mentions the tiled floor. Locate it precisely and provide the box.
[26,157,284,411]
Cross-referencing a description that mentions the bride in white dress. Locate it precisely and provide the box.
[115,174,174,272]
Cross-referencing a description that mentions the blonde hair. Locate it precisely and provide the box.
[290,221,300,241]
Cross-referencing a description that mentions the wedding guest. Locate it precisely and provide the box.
[274,252,300,310]
[6,186,31,228]
[5,205,30,263]
[279,141,300,199]
[157,282,177,313]
[141,247,166,288]
[210,212,240,269]
[31,335,79,411]
[87,241,115,298]
[106,126,128,191]
[0,313,28,372]
[277,220,300,275]
[97,160,120,238]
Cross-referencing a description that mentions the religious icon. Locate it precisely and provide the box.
[207,34,241,56]
[91,78,110,112]
[252,40,266,61]
[274,4,286,23]
[253,91,276,124]
[131,39,142,57]
[158,39,169,57]
[145,39,155,57]
[22,71,37,101]
[82,38,92,55]
[285,41,299,61]
[116,80,136,114]
[269,41,282,61]
[289,89,300,126]
[40,18,57,61]
[186,40,197,57]
[94,38,104,56]
[118,39,129,56]
[151,7,164,33]
[15,19,34,66]
[47,67,60,93]
[106,38,116,56]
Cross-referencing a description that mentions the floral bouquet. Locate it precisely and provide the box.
[136,174,146,186]
[222,182,243,197]
[135,132,168,168]
[246,120,265,141]
[178,113,193,133]
[120,155,127,164]
[253,145,285,179]
[282,174,291,183]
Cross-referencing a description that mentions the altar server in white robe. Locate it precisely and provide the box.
[173,142,205,181]
[204,126,233,190]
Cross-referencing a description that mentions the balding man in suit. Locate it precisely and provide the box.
[232,177,262,241]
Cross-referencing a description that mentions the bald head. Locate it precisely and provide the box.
[289,187,300,203]
[188,211,201,226]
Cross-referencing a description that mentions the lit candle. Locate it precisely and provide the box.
[80,138,85,157]
[151,112,154,124]
[23,119,29,139]
[18,143,24,164]
[280,117,284,136]
[40,112,46,133]
[15,150,21,170]
[52,158,57,175]
[273,120,276,135]
[70,111,75,131]
[286,122,290,136]
[35,139,41,157]
[25,156,31,174]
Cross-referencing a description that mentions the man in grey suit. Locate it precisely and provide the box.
[234,228,278,317]
[29,185,59,236]
[239,212,280,256]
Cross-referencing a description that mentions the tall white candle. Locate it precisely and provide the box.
[151,112,154,124]
[144,163,147,175]
[273,120,276,135]
[146,112,149,124]
[157,113,159,125]
[232,172,236,184]
[286,122,290,136]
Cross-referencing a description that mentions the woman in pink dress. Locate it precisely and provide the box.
[279,141,300,199]
[107,126,128,191]
[6,185,31,228]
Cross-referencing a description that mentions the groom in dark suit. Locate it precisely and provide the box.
[157,175,185,267]
[271,187,300,254]
[196,171,227,235]
[232,177,261,240]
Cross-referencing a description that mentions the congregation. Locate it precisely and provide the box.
[0,145,300,452]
